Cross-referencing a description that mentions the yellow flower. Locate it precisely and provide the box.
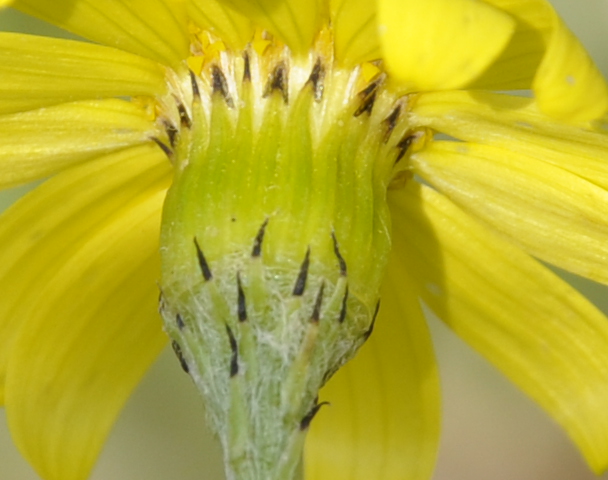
[1,0,608,479]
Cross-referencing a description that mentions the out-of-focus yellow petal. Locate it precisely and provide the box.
[410,138,608,286]
[391,183,608,473]
[2,146,171,480]
[377,0,514,92]
[306,248,440,479]
[533,12,608,122]
[188,0,253,50]
[0,32,166,115]
[471,0,550,90]
[12,0,189,67]
[477,0,608,122]
[0,144,170,404]
[410,90,608,190]
[215,0,324,54]
[330,0,381,66]
[0,0,13,7]
[0,99,160,188]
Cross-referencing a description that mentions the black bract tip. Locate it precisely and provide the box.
[292,247,311,296]
[300,402,330,430]
[252,218,269,257]
[237,273,247,322]
[311,282,325,323]
[193,237,213,281]
[331,231,347,276]
[226,325,239,377]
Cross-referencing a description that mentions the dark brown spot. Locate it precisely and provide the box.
[292,247,310,296]
[306,58,325,102]
[311,283,325,323]
[331,231,347,276]
[363,300,381,341]
[243,51,251,83]
[171,340,189,373]
[300,401,330,430]
[395,134,415,163]
[177,102,192,128]
[338,285,349,323]
[176,313,185,330]
[251,218,269,257]
[212,65,234,107]
[264,62,289,104]
[193,237,213,281]
[189,69,200,99]
[237,273,247,322]
[163,121,179,148]
[151,137,173,158]
[354,90,378,117]
[354,75,385,117]
[383,104,402,143]
[226,325,239,377]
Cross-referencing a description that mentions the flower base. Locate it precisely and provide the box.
[157,32,415,480]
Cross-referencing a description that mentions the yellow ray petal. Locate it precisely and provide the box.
[391,182,608,473]
[533,11,608,122]
[475,0,608,122]
[330,0,381,66]
[469,0,546,90]
[410,90,608,190]
[0,99,160,188]
[12,0,189,67]
[215,0,324,54]
[305,249,440,479]
[377,0,515,92]
[410,138,608,286]
[3,147,171,480]
[188,0,254,50]
[0,144,170,404]
[0,0,13,6]
[0,32,167,115]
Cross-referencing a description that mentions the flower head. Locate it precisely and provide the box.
[2,0,608,479]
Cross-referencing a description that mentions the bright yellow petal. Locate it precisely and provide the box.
[0,99,160,188]
[410,90,608,190]
[476,0,608,122]
[0,143,170,404]
[3,148,171,480]
[306,247,440,479]
[12,0,189,67]
[330,0,381,66]
[215,0,325,54]
[533,11,608,122]
[0,32,166,115]
[410,138,608,286]
[391,182,608,473]
[188,0,254,50]
[377,0,515,92]
[0,0,13,6]
[471,0,554,90]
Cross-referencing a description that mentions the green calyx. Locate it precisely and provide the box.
[157,37,417,480]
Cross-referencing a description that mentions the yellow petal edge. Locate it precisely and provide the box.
[13,0,189,67]
[214,0,324,54]
[481,0,608,122]
[3,146,170,480]
[392,183,608,473]
[377,0,515,92]
[533,10,608,123]
[0,32,166,115]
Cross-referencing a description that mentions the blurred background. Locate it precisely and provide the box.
[1,1,608,479]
